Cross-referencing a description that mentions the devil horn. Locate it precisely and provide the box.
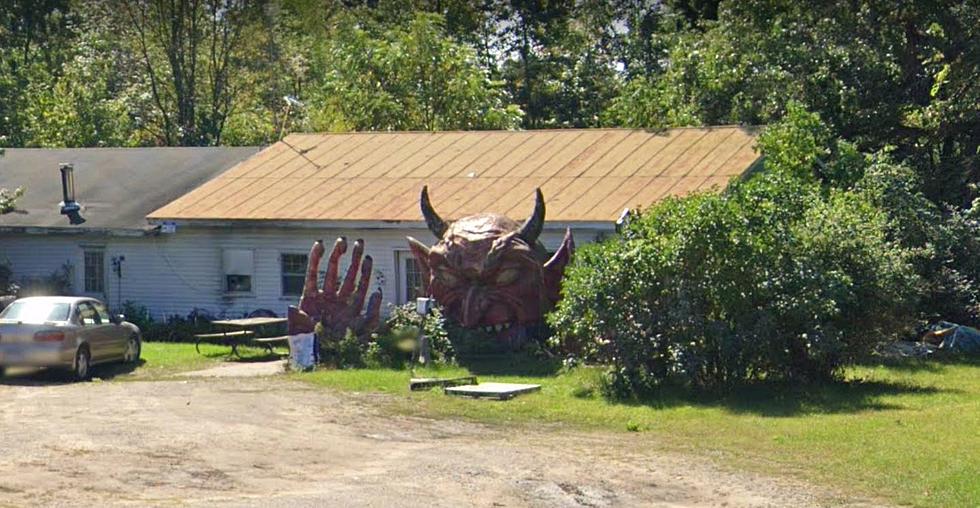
[420,185,448,238]
[517,188,546,244]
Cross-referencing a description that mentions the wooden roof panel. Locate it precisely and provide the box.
[148,127,760,223]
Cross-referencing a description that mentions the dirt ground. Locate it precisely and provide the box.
[0,365,883,507]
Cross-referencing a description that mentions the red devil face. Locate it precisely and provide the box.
[407,187,574,330]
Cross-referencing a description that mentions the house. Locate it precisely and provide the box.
[1,128,760,320]
[0,147,260,311]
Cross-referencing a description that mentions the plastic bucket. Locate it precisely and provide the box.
[288,332,316,371]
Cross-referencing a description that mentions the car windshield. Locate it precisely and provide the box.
[0,301,72,323]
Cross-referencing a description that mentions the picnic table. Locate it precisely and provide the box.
[194,316,289,358]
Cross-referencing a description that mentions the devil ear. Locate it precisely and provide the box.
[543,229,574,305]
[406,236,432,294]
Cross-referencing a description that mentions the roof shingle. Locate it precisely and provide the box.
[148,127,759,224]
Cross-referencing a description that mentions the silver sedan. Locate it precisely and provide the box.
[0,296,141,381]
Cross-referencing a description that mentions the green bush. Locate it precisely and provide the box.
[380,303,455,365]
[549,169,917,393]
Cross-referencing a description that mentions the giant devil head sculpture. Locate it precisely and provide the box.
[406,186,574,331]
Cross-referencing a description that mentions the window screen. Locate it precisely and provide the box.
[281,253,308,297]
[84,250,105,293]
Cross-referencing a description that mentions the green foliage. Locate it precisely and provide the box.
[605,0,980,207]
[0,261,14,294]
[550,118,920,392]
[312,13,521,131]
[381,303,455,365]
[14,262,74,297]
[120,301,154,332]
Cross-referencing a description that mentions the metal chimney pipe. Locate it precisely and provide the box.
[59,162,85,225]
[59,163,75,204]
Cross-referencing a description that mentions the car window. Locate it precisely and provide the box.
[77,302,100,326]
[0,301,71,323]
[93,302,112,324]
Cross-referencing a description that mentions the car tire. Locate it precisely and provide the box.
[72,346,91,382]
[124,335,141,364]
[0,366,5,378]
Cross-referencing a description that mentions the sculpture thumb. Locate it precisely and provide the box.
[287,305,315,335]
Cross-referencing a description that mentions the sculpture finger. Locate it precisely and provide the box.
[363,290,383,332]
[350,254,373,311]
[324,237,347,294]
[338,238,364,299]
[300,241,326,316]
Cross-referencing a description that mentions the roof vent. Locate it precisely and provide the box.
[59,163,85,225]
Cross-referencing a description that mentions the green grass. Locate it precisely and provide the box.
[294,354,980,508]
[120,341,280,379]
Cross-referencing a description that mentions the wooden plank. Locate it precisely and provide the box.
[444,382,541,400]
[194,330,255,339]
[253,336,289,343]
[409,376,478,391]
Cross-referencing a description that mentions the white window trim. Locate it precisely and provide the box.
[81,247,106,296]
[279,251,308,298]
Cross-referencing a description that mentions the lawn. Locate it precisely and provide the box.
[112,341,279,380]
[294,354,980,508]
[120,343,978,506]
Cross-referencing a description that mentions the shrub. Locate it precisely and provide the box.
[0,261,15,294]
[549,170,917,393]
[15,263,74,297]
[379,303,455,365]
[120,301,153,331]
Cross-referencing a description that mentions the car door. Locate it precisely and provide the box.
[76,301,114,362]
[92,301,127,358]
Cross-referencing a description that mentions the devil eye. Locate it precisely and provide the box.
[495,268,520,285]
[437,269,462,287]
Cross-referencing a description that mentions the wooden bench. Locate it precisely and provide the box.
[193,330,255,357]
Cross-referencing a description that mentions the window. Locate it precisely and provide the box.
[83,250,105,293]
[92,302,111,324]
[0,301,70,323]
[222,249,253,293]
[76,302,99,326]
[281,253,308,297]
[396,251,424,304]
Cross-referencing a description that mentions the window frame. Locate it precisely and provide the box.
[82,249,105,294]
[280,252,308,298]
[394,250,424,305]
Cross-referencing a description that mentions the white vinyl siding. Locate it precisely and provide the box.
[0,226,592,320]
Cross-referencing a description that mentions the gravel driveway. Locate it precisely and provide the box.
[0,370,881,507]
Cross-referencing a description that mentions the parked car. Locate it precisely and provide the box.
[0,296,141,381]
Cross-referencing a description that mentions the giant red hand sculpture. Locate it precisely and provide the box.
[287,238,382,338]
[406,186,574,333]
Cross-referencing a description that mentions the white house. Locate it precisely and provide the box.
[1,128,761,320]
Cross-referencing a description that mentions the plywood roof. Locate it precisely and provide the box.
[148,127,759,224]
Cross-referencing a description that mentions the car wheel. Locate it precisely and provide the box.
[123,335,141,364]
[72,346,91,382]
[0,366,5,378]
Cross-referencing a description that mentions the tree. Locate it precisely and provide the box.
[115,0,263,146]
[311,13,522,131]
[604,0,980,207]
[0,0,79,147]
[20,12,134,147]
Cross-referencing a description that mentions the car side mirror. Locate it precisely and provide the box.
[111,314,124,324]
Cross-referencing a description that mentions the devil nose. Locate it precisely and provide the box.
[461,287,487,327]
